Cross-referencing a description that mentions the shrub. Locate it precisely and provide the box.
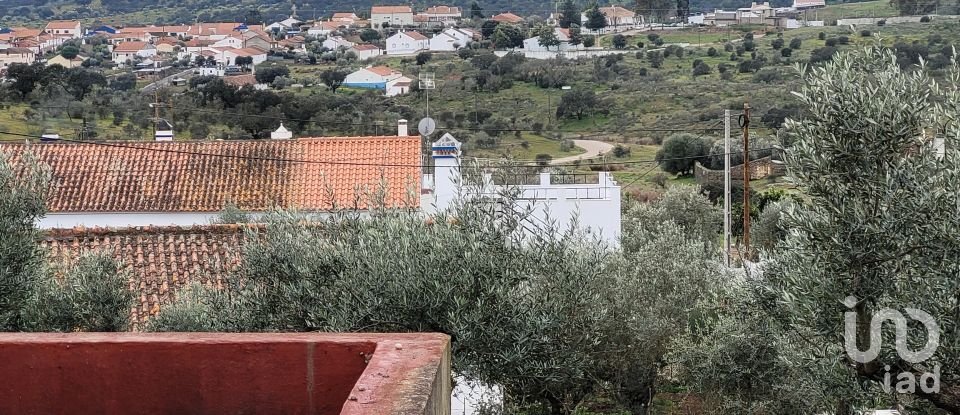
[860,29,872,37]
[651,172,667,188]
[877,19,886,26]
[818,31,826,40]
[717,63,730,73]
[825,38,837,47]
[535,153,553,166]
[612,144,631,158]
[693,62,712,76]
[837,36,849,45]
[789,38,802,49]
[753,68,780,83]
[724,42,734,52]
[780,47,793,57]
[707,47,718,56]
[771,38,784,50]
[809,46,838,64]
[920,15,931,22]
[638,67,648,76]
[559,139,575,152]
[743,40,756,51]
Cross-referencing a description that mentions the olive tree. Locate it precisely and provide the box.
[0,153,133,332]
[151,185,722,414]
[680,45,960,413]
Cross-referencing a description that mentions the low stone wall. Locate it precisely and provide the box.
[694,156,785,187]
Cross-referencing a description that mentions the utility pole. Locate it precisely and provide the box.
[723,109,732,267]
[741,102,752,258]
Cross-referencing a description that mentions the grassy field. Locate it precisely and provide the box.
[814,0,900,24]
[0,103,137,141]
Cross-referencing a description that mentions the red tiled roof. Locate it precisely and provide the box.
[332,12,359,19]
[599,6,636,18]
[491,12,524,23]
[223,74,257,87]
[45,20,81,30]
[367,65,398,76]
[41,224,251,327]
[114,41,150,52]
[424,5,461,15]
[352,44,380,51]
[0,138,421,213]
[371,5,413,14]
[403,31,428,40]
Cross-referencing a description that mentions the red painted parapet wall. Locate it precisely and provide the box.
[0,333,451,415]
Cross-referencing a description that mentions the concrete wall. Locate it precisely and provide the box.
[693,156,786,187]
[37,212,222,229]
[0,332,451,415]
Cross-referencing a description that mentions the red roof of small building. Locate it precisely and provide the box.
[41,224,251,327]
[371,5,413,14]
[424,5,462,15]
[367,66,399,76]
[352,44,381,51]
[492,12,524,23]
[0,137,421,213]
[114,41,150,52]
[45,20,81,30]
[402,31,428,40]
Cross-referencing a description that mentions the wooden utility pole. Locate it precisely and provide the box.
[742,102,752,257]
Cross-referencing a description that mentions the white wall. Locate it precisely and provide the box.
[37,212,222,229]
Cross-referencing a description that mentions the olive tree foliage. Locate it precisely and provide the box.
[150,183,722,414]
[0,153,50,330]
[0,154,133,332]
[676,45,960,413]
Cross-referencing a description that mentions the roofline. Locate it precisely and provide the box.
[0,136,422,145]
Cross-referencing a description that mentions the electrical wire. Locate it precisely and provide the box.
[0,130,777,170]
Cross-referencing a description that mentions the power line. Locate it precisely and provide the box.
[0,130,777,170]
[156,104,730,135]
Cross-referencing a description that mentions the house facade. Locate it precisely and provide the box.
[0,48,35,68]
[422,134,622,245]
[371,5,414,28]
[344,65,404,88]
[522,28,581,52]
[386,31,429,55]
[112,42,157,65]
[47,54,87,68]
[322,36,355,50]
[45,20,82,39]
[350,44,383,60]
[429,28,473,51]
[581,6,641,33]
[419,5,462,26]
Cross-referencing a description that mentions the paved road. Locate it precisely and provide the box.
[550,140,615,165]
[141,69,194,94]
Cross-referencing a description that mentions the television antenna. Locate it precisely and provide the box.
[419,72,435,118]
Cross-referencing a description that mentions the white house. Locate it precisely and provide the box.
[385,76,412,97]
[581,6,642,33]
[371,5,415,28]
[344,65,404,89]
[429,28,473,51]
[386,31,429,55]
[307,21,341,36]
[419,5,462,26]
[112,41,157,65]
[323,36,355,50]
[211,35,245,49]
[422,134,621,245]
[267,16,303,32]
[350,44,383,60]
[44,20,83,39]
[522,28,581,52]
[204,47,267,66]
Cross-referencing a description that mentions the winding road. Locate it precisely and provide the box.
[550,140,615,165]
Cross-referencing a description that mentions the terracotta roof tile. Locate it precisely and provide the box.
[0,137,421,213]
[424,5,462,15]
[371,5,413,14]
[114,41,149,52]
[492,12,524,23]
[41,224,252,328]
[45,20,81,30]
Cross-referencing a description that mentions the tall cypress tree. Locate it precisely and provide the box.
[559,0,580,28]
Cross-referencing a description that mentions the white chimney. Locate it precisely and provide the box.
[397,119,408,136]
[271,122,293,139]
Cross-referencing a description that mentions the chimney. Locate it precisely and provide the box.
[397,119,408,136]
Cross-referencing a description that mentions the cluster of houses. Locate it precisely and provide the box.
[692,0,827,28]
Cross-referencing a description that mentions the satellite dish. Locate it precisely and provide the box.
[418,117,437,137]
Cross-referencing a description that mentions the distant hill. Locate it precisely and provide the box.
[4,0,925,26]
[2,0,812,26]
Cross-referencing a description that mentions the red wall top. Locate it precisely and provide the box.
[0,332,450,415]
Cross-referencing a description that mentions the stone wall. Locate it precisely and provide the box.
[694,156,786,187]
